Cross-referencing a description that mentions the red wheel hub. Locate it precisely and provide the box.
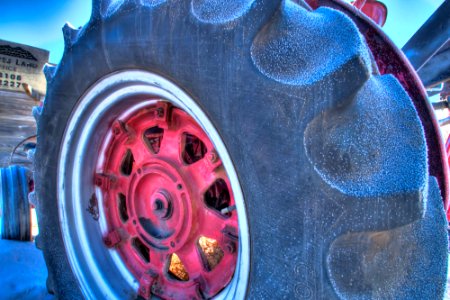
[95,102,239,299]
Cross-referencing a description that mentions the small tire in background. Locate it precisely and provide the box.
[0,165,31,241]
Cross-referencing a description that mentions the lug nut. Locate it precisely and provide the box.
[207,151,217,163]
[157,107,164,118]
[103,229,122,248]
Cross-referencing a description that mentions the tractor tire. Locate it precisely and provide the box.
[34,0,448,299]
[0,165,31,241]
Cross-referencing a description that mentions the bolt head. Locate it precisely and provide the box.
[208,151,217,162]
[157,107,164,117]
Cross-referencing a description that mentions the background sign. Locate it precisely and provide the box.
[0,39,49,95]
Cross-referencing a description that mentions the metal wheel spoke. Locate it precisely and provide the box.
[201,210,235,241]
[158,128,182,161]
[176,243,205,277]
[149,249,166,270]
[185,160,225,195]
[117,175,130,193]
[127,139,149,165]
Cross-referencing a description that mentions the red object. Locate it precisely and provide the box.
[306,0,387,26]
[103,229,122,248]
[138,274,155,299]
[96,102,238,299]
[352,1,388,27]
[359,1,387,27]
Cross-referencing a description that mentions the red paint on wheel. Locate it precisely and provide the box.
[96,102,238,299]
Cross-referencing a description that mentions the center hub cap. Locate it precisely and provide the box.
[130,160,192,252]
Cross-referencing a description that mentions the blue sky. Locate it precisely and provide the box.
[0,0,444,64]
[0,0,91,63]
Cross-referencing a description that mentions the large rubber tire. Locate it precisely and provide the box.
[34,0,448,299]
[0,165,31,241]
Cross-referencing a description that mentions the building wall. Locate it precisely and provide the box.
[0,90,37,168]
[0,40,48,169]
